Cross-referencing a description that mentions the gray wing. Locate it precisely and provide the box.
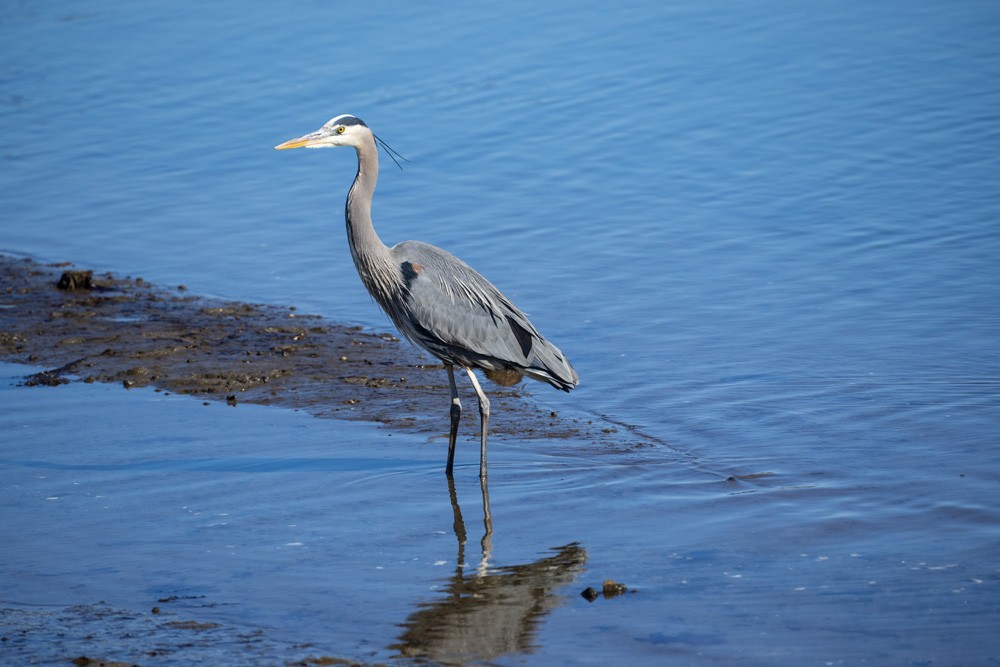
[387,240,578,391]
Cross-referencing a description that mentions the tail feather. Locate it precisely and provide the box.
[523,337,578,392]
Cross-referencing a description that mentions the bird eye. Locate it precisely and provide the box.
[336,126,346,134]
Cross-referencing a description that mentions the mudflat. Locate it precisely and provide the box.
[0,254,594,442]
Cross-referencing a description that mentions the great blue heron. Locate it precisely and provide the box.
[275,114,578,478]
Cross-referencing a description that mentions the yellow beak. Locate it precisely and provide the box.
[274,136,311,150]
[274,130,325,150]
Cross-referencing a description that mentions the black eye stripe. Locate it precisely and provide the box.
[331,115,367,128]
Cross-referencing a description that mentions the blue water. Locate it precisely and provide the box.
[2,0,999,664]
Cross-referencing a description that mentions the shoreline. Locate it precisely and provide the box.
[0,254,601,444]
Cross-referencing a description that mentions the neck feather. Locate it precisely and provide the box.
[345,135,399,313]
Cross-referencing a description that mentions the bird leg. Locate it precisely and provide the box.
[446,364,461,476]
[464,367,491,480]
[479,473,493,572]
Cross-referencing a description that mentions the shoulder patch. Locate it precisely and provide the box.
[400,261,422,291]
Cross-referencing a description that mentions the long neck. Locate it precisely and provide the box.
[345,135,400,313]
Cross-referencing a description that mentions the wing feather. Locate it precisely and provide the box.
[387,241,578,390]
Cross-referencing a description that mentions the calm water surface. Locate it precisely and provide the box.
[1,1,999,664]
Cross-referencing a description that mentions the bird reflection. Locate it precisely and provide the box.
[448,473,493,576]
[391,476,587,664]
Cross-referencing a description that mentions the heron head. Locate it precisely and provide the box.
[274,114,370,150]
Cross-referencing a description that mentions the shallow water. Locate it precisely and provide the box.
[2,361,995,665]
[2,0,999,664]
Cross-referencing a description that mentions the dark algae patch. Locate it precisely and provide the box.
[2,602,380,666]
[0,255,597,442]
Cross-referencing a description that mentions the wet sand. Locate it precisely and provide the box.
[0,254,610,443]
